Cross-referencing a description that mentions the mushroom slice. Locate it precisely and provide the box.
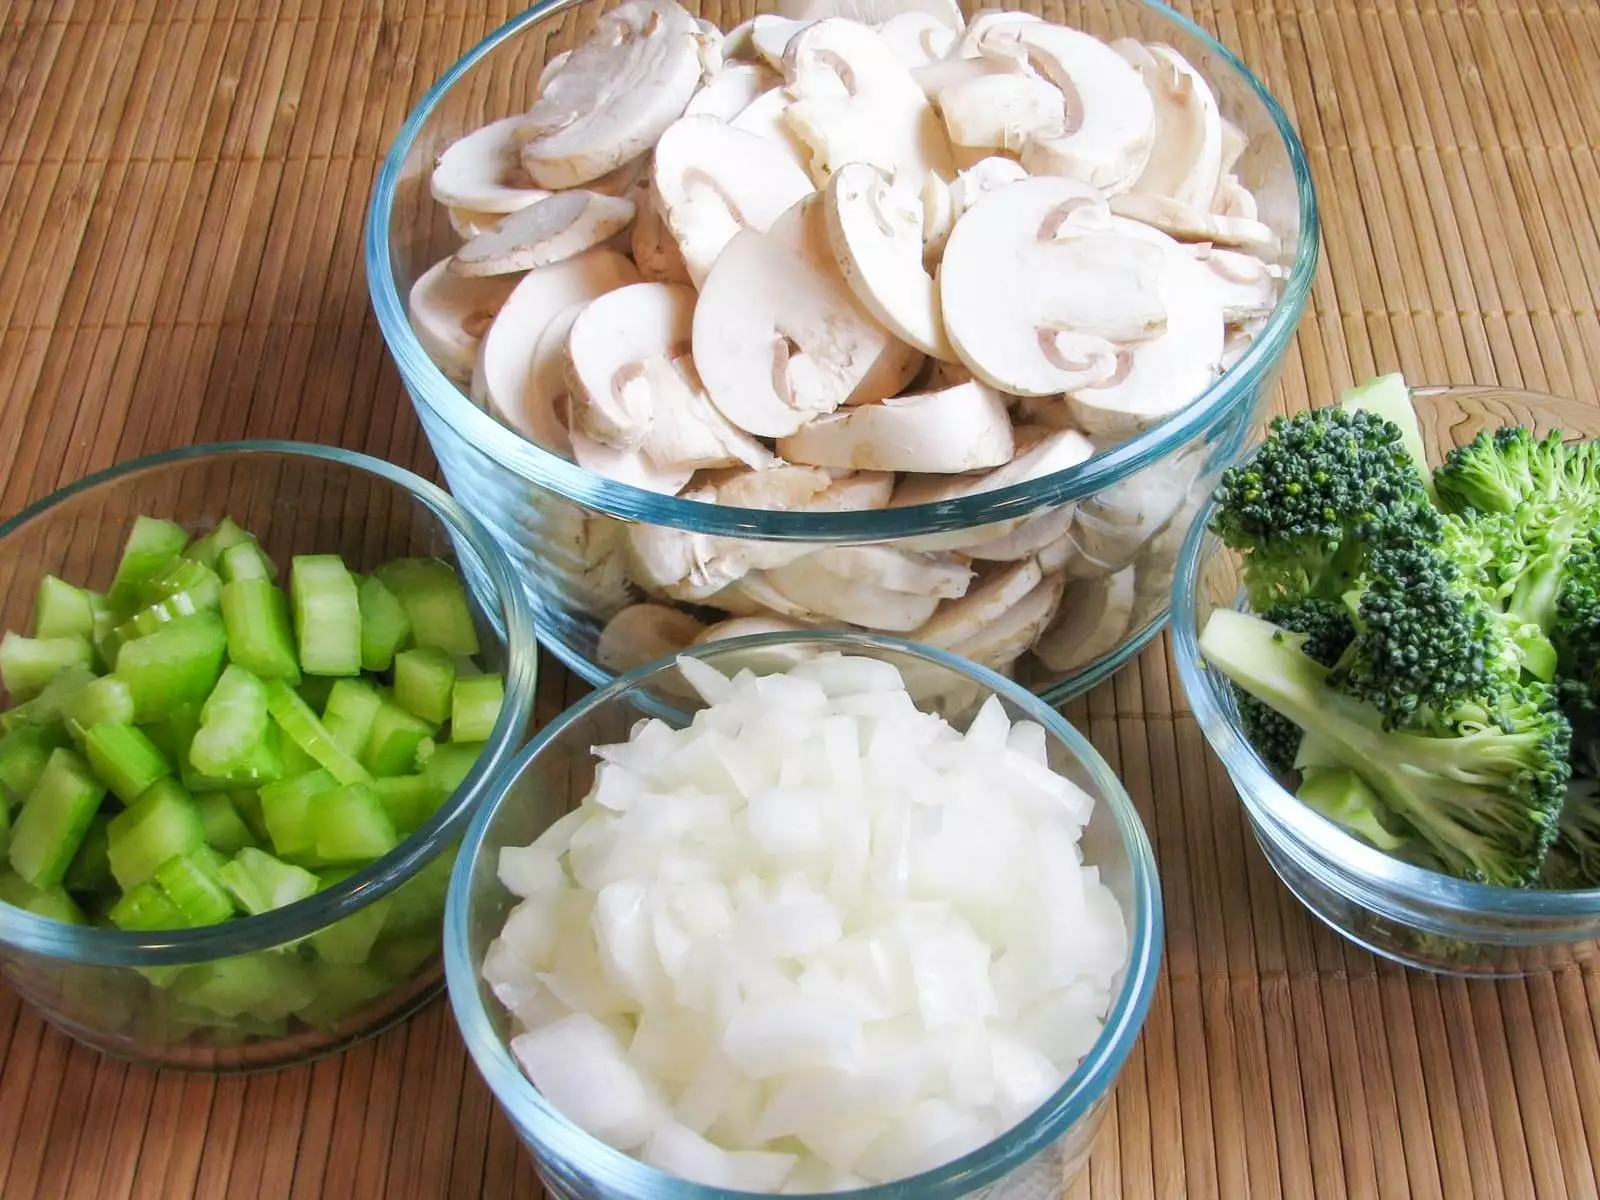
[847,340,926,407]
[598,604,707,674]
[939,176,1169,396]
[722,17,763,63]
[450,190,637,277]
[695,19,726,73]
[448,208,504,239]
[778,0,965,30]
[1221,314,1268,371]
[948,570,1067,669]
[407,259,521,385]
[1115,40,1222,209]
[1189,244,1284,323]
[693,615,807,643]
[431,116,550,214]
[963,502,1077,561]
[878,12,958,70]
[729,87,814,175]
[1108,191,1278,257]
[922,155,1028,261]
[951,11,1041,59]
[1031,566,1136,672]
[1063,248,1225,441]
[693,193,900,438]
[750,15,814,69]
[937,73,1067,154]
[536,506,636,618]
[565,282,772,471]
[912,53,1031,102]
[1013,394,1081,431]
[824,162,954,359]
[519,0,704,189]
[808,545,973,598]
[685,62,781,121]
[979,23,1153,193]
[910,559,1044,648]
[778,378,1013,473]
[652,114,816,287]
[631,184,694,285]
[729,572,832,622]
[1217,116,1248,180]
[761,556,944,632]
[566,402,697,495]
[1212,174,1260,222]
[781,19,955,191]
[892,427,1097,505]
[479,248,639,438]
[497,302,585,455]
[1069,446,1204,569]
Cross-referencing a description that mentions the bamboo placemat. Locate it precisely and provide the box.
[2,0,1600,1195]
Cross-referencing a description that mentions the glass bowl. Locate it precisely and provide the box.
[366,0,1319,704]
[445,630,1163,1198]
[0,442,537,1069]
[1172,386,1600,977]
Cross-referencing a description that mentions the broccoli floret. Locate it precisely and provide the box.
[1232,598,1356,774]
[1201,608,1569,887]
[1542,776,1600,889]
[1435,426,1600,520]
[1553,528,1600,712]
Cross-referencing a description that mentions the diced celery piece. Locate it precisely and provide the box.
[172,952,317,1021]
[258,769,339,861]
[290,555,361,677]
[66,675,136,739]
[295,674,336,712]
[113,611,227,721]
[278,731,318,778]
[0,797,10,857]
[189,664,269,778]
[153,851,236,926]
[322,679,384,756]
[107,517,190,612]
[371,929,442,979]
[196,793,256,855]
[0,870,86,923]
[180,721,284,793]
[451,673,504,743]
[218,540,275,584]
[312,784,398,864]
[34,576,95,640]
[264,679,370,784]
[454,655,483,678]
[296,962,393,1030]
[308,868,390,964]
[218,847,319,915]
[362,702,434,778]
[109,879,186,930]
[373,558,480,657]
[219,579,300,683]
[357,574,412,672]
[142,702,199,766]
[0,633,94,701]
[414,737,437,771]
[84,723,172,804]
[8,748,107,889]
[423,742,484,800]
[185,518,271,575]
[106,777,204,891]
[135,558,222,612]
[380,848,455,935]
[87,593,116,670]
[393,648,455,725]
[0,665,95,733]
[372,775,438,835]
[63,813,113,896]
[232,790,269,843]
[0,727,61,803]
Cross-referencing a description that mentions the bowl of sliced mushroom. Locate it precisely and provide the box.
[367,0,1318,701]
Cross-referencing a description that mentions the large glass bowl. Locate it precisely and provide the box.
[0,442,538,1069]
[1172,386,1600,977]
[366,0,1319,704]
[445,631,1163,1198]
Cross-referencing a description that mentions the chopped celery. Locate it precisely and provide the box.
[0,633,94,700]
[295,674,336,712]
[185,518,270,575]
[0,727,61,802]
[219,579,299,683]
[372,929,442,979]
[373,559,480,657]
[357,575,411,672]
[196,793,256,855]
[0,665,95,733]
[451,674,504,743]
[106,778,204,891]
[218,847,318,915]
[362,702,433,778]
[414,737,436,770]
[143,702,199,766]
[63,814,113,895]
[218,540,275,585]
[372,775,438,835]
[0,871,87,923]
[34,576,95,640]
[153,851,236,926]
[322,679,384,756]
[109,879,185,931]
[278,730,318,778]
[381,848,455,935]
[290,555,361,677]
[107,517,189,612]
[135,558,222,612]
[423,742,484,799]
[87,593,116,670]
[66,675,136,738]
[312,784,398,864]
[258,769,339,860]
[8,748,106,888]
[296,962,392,1030]
[84,723,172,804]
[180,721,284,792]
[393,648,455,725]
[190,664,269,777]
[231,790,270,843]
[173,952,317,1021]
[265,679,370,784]
[0,796,9,857]
[114,611,227,721]
[308,868,390,964]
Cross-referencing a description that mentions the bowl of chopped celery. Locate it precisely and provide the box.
[1173,379,1600,976]
[445,632,1161,1198]
[0,441,536,1069]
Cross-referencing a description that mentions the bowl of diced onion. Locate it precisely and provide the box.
[444,631,1161,1197]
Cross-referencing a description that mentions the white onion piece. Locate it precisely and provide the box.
[484,652,1128,1191]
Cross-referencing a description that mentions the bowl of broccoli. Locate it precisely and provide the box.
[1172,377,1600,976]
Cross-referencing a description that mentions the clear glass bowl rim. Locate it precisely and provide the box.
[1170,385,1600,923]
[365,0,1321,541]
[0,440,540,967]
[444,629,1164,1199]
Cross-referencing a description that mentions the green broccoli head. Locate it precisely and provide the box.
[1541,776,1600,890]
[1554,528,1600,704]
[1435,427,1600,519]
[1233,598,1358,775]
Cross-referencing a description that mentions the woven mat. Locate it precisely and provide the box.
[3,0,1600,1196]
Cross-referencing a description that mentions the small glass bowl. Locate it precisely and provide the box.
[1172,386,1600,977]
[366,0,1319,705]
[445,631,1163,1198]
[0,442,537,1069]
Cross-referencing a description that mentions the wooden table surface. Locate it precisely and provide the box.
[4,0,1600,1196]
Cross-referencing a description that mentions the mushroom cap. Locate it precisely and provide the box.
[891,426,1097,506]
[1117,40,1224,210]
[431,115,550,213]
[449,190,637,277]
[937,73,1067,153]
[684,62,781,121]
[407,258,521,384]
[1031,564,1136,672]
[519,0,705,189]
[777,378,1014,473]
[762,555,945,631]
[597,603,706,674]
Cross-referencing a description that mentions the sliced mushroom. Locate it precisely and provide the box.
[728,87,815,174]
[693,615,807,643]
[847,339,926,407]
[912,52,1031,101]
[536,506,637,618]
[695,18,725,73]
[951,11,1042,58]
[937,73,1067,154]
[684,62,781,120]
[909,559,1044,648]
[566,407,697,495]
[921,155,1029,261]
[597,604,706,674]
[1217,116,1248,179]
[652,114,816,287]
[1068,446,1203,569]
[721,17,764,62]
[448,208,504,239]
[1127,488,1205,625]
[630,184,694,285]
[729,571,832,622]
[778,0,965,29]
[1115,40,1222,209]
[778,378,1013,472]
[1012,394,1081,431]
[963,502,1077,561]
[692,192,900,438]
[947,569,1067,669]
[781,19,955,191]
[939,176,1169,396]
[761,555,944,631]
[1189,244,1284,323]
[519,0,704,189]
[407,259,522,385]
[808,545,973,598]
[892,426,1097,505]
[1031,566,1136,672]
[1108,191,1278,257]
[824,162,953,359]
[750,15,813,69]
[1212,174,1259,221]
[1221,314,1268,371]
[565,282,771,471]
[449,190,637,277]
[431,116,550,214]
[538,51,573,95]
[494,302,585,455]
[878,12,958,70]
